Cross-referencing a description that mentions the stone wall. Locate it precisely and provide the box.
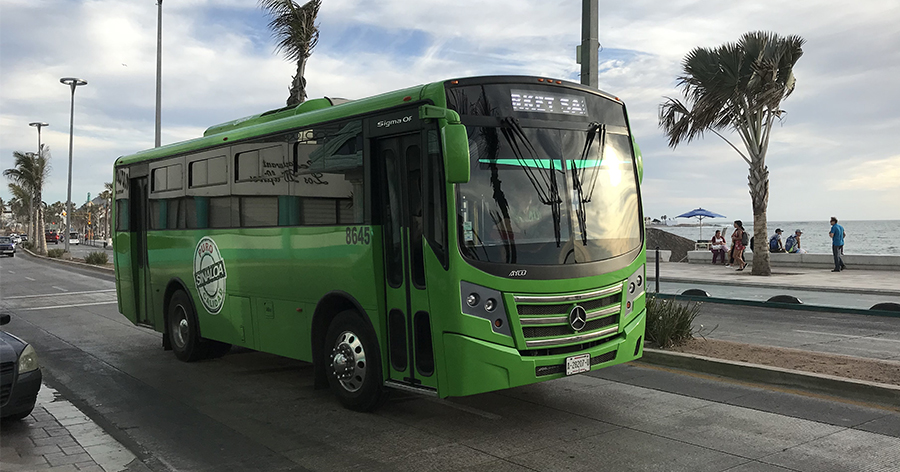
[646,227,696,262]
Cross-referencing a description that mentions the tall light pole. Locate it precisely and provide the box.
[60,77,87,254]
[580,0,599,88]
[155,0,163,147]
[28,122,49,244]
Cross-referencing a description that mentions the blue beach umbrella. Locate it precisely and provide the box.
[675,208,726,240]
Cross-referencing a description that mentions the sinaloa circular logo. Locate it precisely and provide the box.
[193,237,227,314]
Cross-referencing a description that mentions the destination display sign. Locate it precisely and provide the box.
[510,89,587,115]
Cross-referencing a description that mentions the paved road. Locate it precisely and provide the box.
[690,302,900,362]
[2,254,899,472]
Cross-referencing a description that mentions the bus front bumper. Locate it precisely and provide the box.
[441,308,646,398]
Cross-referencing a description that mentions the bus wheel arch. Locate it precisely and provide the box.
[311,292,371,390]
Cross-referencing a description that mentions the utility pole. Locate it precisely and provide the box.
[580,0,599,88]
[155,0,163,147]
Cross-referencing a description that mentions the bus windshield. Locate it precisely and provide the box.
[448,84,642,265]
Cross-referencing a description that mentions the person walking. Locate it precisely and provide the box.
[829,217,847,272]
[731,220,748,271]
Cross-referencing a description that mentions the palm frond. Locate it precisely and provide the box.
[259,0,321,62]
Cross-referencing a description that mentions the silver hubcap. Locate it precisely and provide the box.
[330,330,367,393]
[172,305,189,349]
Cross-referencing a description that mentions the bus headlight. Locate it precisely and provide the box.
[18,344,39,374]
[460,281,510,336]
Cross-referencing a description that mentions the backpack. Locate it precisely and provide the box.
[785,235,797,252]
[741,230,749,246]
[769,235,779,252]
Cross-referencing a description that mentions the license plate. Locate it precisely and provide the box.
[565,353,591,375]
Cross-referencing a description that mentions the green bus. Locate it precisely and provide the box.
[113,76,646,411]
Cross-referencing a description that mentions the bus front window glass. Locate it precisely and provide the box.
[456,126,640,265]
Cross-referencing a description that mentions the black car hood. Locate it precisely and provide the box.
[0,331,26,362]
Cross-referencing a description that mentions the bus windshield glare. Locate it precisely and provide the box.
[448,84,642,265]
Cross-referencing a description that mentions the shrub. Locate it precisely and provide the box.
[47,249,65,258]
[645,294,703,348]
[85,252,108,265]
[23,241,35,251]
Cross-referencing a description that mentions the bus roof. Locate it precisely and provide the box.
[115,81,442,167]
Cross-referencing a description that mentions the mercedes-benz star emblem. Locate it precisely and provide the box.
[569,305,587,332]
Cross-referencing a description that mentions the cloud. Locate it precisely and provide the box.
[1,0,898,222]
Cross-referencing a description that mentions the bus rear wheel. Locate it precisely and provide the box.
[167,290,224,362]
[166,291,231,362]
[324,311,386,411]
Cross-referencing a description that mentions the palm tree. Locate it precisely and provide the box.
[259,0,322,106]
[99,182,113,239]
[4,148,51,254]
[659,31,804,276]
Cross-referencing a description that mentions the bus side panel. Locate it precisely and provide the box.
[250,227,381,362]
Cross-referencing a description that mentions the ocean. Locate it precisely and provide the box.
[650,220,900,255]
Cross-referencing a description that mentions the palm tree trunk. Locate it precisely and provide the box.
[36,199,47,254]
[749,160,771,275]
[287,57,308,106]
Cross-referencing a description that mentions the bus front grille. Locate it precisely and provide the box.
[514,284,623,350]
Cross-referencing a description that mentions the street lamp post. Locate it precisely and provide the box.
[60,77,87,255]
[28,121,48,245]
[156,0,163,148]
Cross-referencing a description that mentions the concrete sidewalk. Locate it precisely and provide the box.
[0,385,151,472]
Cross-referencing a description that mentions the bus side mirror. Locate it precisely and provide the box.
[442,124,470,184]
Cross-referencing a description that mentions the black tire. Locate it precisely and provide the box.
[2,409,33,421]
[324,310,386,411]
[167,290,205,362]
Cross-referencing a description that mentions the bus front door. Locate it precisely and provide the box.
[129,177,152,326]
[377,132,437,392]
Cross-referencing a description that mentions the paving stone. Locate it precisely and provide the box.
[32,436,80,448]
[20,444,63,456]
[74,464,105,472]
[60,444,87,455]
[45,451,93,467]
[44,426,73,437]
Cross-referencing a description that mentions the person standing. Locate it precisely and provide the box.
[829,217,847,272]
[731,220,747,271]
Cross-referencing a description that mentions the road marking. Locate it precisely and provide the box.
[52,286,69,292]
[25,276,36,281]
[4,289,116,300]
[7,270,14,274]
[22,301,118,311]
[794,329,900,344]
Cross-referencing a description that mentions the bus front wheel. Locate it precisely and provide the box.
[324,311,386,411]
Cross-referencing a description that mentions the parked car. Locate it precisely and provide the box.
[10,234,22,245]
[69,232,81,245]
[0,237,15,257]
[45,231,59,245]
[19,234,28,243]
[0,313,42,421]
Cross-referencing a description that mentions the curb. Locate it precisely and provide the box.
[651,292,900,319]
[649,274,900,297]
[23,248,115,275]
[640,348,900,409]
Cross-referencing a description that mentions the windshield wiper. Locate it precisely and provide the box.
[572,122,605,246]
[500,117,563,247]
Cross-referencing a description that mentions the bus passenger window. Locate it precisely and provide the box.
[149,200,164,230]
[209,197,231,228]
[240,196,277,227]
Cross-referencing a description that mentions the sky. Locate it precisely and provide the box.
[1,0,898,223]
